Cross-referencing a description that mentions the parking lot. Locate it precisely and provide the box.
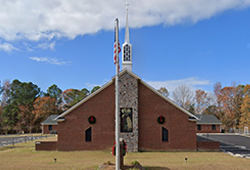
[198,133,250,158]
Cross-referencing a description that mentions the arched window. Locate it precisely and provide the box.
[162,127,168,142]
[85,127,92,142]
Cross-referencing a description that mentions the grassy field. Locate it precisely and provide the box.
[0,136,250,170]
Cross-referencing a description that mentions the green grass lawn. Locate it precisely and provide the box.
[0,137,250,170]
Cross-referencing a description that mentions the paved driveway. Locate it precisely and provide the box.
[198,133,250,158]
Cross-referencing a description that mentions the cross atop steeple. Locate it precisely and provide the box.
[122,3,132,72]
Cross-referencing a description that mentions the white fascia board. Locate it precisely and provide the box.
[197,123,222,125]
[55,69,199,122]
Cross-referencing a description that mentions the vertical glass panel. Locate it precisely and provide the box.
[197,125,201,131]
[85,127,92,142]
[48,125,52,131]
[162,127,168,142]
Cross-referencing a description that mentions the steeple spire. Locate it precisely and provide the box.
[122,3,132,72]
[125,3,130,43]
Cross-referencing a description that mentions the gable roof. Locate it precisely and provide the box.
[55,69,199,121]
[41,114,59,125]
[195,114,222,125]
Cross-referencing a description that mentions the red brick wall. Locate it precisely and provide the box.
[57,83,116,151]
[36,141,57,151]
[138,82,197,151]
[197,141,220,151]
[196,125,221,133]
[55,74,198,151]
[42,125,58,134]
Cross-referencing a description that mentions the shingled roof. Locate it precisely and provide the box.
[195,114,222,125]
[41,114,59,125]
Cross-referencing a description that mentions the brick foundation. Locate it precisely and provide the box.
[36,141,57,151]
[197,141,220,151]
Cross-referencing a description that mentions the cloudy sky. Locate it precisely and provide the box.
[0,0,250,94]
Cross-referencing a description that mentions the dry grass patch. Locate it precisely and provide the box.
[0,138,250,170]
[124,152,250,170]
[0,143,113,170]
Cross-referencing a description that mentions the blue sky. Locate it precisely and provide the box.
[0,1,250,94]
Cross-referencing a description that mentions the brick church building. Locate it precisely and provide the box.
[36,10,217,152]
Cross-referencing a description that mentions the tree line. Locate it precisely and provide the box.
[1,79,249,134]
[0,79,100,134]
[158,82,250,132]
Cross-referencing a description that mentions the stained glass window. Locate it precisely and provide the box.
[120,108,133,132]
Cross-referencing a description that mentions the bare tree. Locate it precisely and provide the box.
[157,87,169,97]
[195,89,215,114]
[172,84,194,110]
[213,82,222,111]
[0,80,11,107]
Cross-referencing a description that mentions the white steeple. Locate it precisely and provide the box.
[122,3,132,71]
[125,3,130,43]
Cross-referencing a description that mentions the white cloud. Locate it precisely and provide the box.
[85,82,99,90]
[0,0,249,41]
[147,77,211,93]
[37,41,56,50]
[0,43,18,52]
[23,42,34,51]
[29,56,71,66]
[85,79,109,90]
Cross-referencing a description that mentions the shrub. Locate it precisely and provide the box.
[103,161,112,165]
[131,160,140,165]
